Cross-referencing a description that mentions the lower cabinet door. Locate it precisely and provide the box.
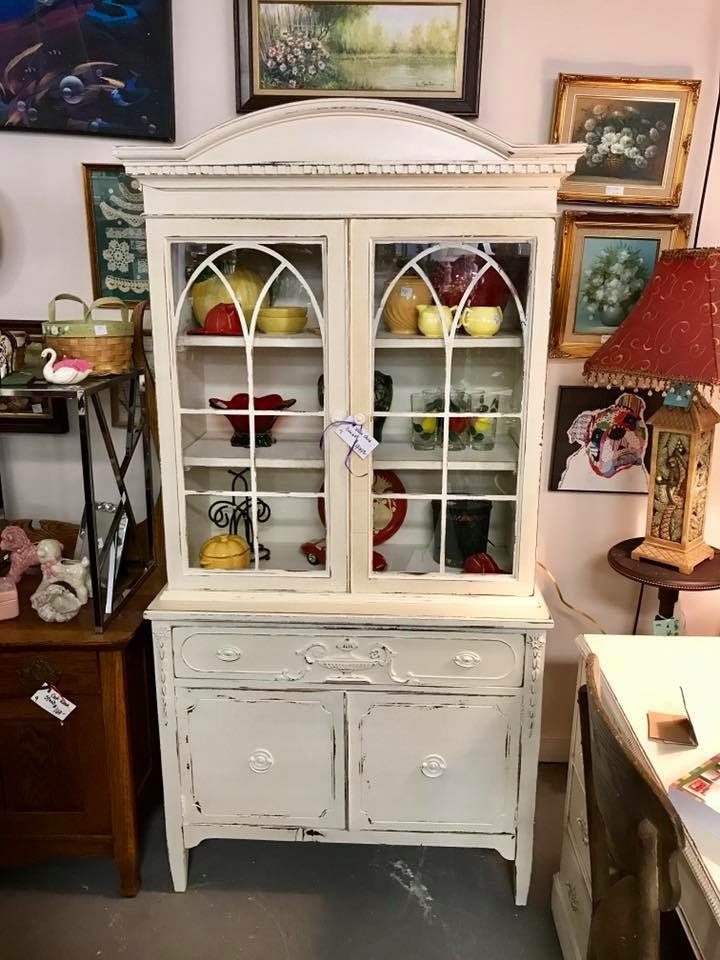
[178,690,344,828]
[348,693,521,833]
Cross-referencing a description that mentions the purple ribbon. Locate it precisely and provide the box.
[320,418,369,477]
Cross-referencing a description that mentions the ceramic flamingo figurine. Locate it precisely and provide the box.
[41,348,93,385]
[0,525,40,584]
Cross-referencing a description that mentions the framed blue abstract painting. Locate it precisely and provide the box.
[0,1,174,140]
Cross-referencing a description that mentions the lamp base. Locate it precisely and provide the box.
[631,537,714,575]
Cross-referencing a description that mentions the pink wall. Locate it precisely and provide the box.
[1,0,718,757]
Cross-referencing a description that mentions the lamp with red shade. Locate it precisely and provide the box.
[584,247,720,574]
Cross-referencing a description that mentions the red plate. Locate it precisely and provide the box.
[318,469,407,545]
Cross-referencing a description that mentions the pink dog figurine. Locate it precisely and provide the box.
[0,525,40,585]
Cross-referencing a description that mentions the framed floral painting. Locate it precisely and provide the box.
[83,164,149,306]
[551,75,700,206]
[234,0,484,116]
[550,212,691,359]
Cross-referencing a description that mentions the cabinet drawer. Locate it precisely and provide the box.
[558,834,592,951]
[178,689,344,828]
[348,693,521,833]
[0,651,99,700]
[677,853,720,960]
[173,626,525,688]
[567,766,590,885]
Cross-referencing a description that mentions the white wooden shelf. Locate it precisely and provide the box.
[374,541,514,577]
[375,331,523,349]
[374,438,518,472]
[183,436,324,468]
[177,331,323,348]
[188,541,327,575]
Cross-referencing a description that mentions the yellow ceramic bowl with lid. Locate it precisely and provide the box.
[199,534,251,570]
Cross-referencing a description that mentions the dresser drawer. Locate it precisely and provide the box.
[172,626,525,688]
[0,651,99,700]
[348,692,521,833]
[178,689,344,828]
[567,766,590,885]
[558,834,592,950]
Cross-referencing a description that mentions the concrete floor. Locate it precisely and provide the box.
[0,764,567,960]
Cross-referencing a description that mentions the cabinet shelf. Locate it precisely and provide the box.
[374,332,523,349]
[374,438,518,472]
[177,332,323,349]
[183,436,325,468]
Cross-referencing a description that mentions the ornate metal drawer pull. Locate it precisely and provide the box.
[566,881,579,913]
[216,646,243,662]
[420,754,447,778]
[452,651,482,669]
[248,749,274,774]
[18,658,60,686]
[576,816,589,845]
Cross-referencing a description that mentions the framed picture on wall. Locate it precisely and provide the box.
[550,74,700,206]
[0,1,174,140]
[0,320,68,434]
[550,211,691,359]
[234,0,484,116]
[549,387,662,494]
[83,164,149,305]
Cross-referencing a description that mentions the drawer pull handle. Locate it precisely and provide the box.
[249,749,274,774]
[216,646,243,662]
[18,658,60,687]
[453,651,482,669]
[420,754,447,778]
[576,817,589,846]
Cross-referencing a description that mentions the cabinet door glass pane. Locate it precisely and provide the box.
[172,240,332,577]
[370,240,530,578]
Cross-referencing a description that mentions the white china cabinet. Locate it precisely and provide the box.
[119,100,582,900]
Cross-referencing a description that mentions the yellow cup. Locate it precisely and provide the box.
[417,305,454,338]
[460,306,503,338]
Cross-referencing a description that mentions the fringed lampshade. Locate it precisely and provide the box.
[584,248,720,574]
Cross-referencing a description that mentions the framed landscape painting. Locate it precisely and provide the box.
[0,1,174,140]
[550,212,691,359]
[235,0,484,116]
[83,164,149,305]
[551,75,700,206]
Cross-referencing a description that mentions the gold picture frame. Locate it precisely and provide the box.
[550,74,700,206]
[550,211,692,359]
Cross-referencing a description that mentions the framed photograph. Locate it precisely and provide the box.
[550,74,700,206]
[0,1,174,140]
[0,395,68,435]
[549,387,663,494]
[550,211,691,359]
[234,0,484,116]
[83,164,149,305]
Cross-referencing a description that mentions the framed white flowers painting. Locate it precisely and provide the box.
[550,212,691,358]
[83,164,149,306]
[551,75,700,206]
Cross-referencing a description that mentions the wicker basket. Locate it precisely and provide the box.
[43,295,134,375]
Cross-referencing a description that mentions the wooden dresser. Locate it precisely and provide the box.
[0,576,161,896]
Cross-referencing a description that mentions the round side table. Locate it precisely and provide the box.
[607,538,720,633]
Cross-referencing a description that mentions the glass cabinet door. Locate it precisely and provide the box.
[166,220,348,590]
[350,219,546,595]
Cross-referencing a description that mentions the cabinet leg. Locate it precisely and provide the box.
[168,842,189,893]
[117,856,141,898]
[514,851,531,907]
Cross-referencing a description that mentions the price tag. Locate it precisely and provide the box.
[31,403,44,414]
[334,421,378,460]
[653,616,680,637]
[605,185,625,197]
[31,684,76,722]
[94,324,108,336]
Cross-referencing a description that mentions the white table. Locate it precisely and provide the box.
[552,634,720,960]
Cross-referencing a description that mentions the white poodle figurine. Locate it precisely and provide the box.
[35,539,93,605]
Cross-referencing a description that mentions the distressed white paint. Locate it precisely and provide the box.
[134,101,577,902]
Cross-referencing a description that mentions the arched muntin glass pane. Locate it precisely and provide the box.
[370,239,531,580]
[170,240,329,577]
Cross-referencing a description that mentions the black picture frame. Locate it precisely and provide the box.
[0,320,69,435]
[549,386,662,494]
[0,1,175,141]
[234,0,483,117]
